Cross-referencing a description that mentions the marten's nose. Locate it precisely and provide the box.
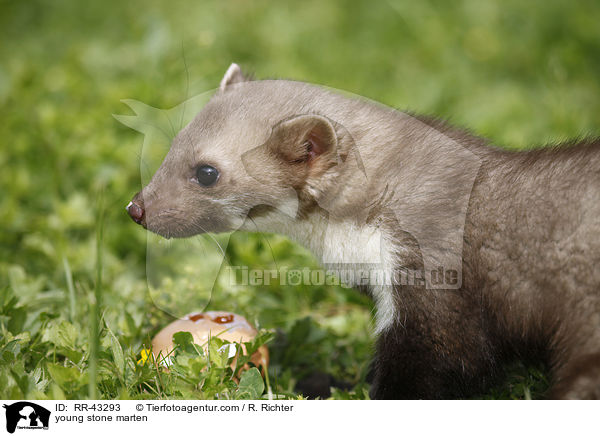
[126,198,146,227]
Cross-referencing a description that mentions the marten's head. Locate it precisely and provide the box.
[127,64,345,238]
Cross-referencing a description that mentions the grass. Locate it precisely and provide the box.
[0,0,599,400]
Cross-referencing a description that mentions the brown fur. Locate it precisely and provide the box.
[128,64,600,399]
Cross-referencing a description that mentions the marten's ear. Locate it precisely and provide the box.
[269,114,338,175]
[219,63,250,91]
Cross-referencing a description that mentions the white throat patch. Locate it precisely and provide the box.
[246,211,397,333]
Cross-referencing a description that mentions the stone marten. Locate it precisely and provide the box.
[127,64,600,399]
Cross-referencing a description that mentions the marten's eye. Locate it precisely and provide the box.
[195,165,219,187]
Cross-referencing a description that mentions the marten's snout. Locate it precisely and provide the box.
[126,195,146,227]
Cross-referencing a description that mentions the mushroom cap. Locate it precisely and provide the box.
[151,311,268,369]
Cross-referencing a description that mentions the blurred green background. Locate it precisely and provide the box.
[0,0,599,399]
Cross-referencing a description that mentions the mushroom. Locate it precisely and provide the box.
[151,311,269,373]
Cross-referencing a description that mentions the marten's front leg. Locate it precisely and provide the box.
[369,314,498,399]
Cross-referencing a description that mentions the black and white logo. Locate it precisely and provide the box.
[2,402,50,433]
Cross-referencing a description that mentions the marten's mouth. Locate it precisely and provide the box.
[145,220,196,239]
[144,214,234,239]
